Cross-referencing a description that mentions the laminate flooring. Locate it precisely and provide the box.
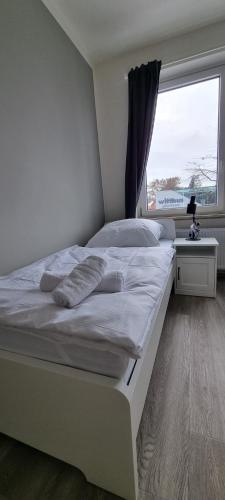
[1,278,225,500]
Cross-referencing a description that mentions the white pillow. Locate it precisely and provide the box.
[86,219,163,248]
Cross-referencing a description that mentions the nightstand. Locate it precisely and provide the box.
[173,237,219,297]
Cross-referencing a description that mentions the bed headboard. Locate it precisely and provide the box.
[156,218,176,240]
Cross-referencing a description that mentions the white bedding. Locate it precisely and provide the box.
[0,245,175,362]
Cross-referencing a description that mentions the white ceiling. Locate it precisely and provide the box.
[42,0,225,65]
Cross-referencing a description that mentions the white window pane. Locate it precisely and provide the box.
[146,77,219,211]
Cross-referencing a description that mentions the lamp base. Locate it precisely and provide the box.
[188,216,200,241]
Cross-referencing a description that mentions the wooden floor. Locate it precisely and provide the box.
[1,278,225,500]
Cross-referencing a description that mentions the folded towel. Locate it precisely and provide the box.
[52,256,107,308]
[40,271,65,292]
[40,269,125,293]
[95,271,125,293]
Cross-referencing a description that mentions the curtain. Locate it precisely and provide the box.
[125,60,161,218]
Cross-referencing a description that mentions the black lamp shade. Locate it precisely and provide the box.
[187,195,196,215]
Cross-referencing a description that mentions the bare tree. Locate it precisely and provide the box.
[149,176,181,192]
[186,155,217,183]
[188,174,202,189]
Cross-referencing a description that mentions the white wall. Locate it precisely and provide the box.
[94,20,225,226]
[0,0,104,274]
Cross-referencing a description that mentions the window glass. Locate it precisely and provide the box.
[146,77,219,211]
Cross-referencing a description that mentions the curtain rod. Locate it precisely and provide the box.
[124,46,225,80]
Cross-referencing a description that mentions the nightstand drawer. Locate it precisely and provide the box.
[176,257,215,297]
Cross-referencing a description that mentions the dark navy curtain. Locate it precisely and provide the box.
[125,60,161,218]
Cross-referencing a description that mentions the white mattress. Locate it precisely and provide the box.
[0,323,130,378]
[0,244,174,378]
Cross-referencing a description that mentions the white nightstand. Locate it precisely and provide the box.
[173,237,219,297]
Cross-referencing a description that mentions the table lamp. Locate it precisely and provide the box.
[186,195,200,240]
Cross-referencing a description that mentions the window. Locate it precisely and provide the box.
[140,65,225,216]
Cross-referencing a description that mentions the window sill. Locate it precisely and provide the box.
[172,212,225,221]
[140,211,225,221]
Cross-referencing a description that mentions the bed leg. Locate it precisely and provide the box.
[84,408,139,500]
[73,388,139,500]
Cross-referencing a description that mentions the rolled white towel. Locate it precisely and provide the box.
[52,256,107,308]
[40,270,125,293]
[96,271,125,293]
[40,271,65,292]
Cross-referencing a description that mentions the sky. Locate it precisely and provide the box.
[146,77,219,188]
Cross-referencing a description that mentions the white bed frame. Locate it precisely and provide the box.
[0,262,175,500]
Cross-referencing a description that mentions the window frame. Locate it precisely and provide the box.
[139,64,225,218]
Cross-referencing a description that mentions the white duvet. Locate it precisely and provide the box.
[0,245,175,359]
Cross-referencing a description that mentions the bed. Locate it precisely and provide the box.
[0,220,175,500]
